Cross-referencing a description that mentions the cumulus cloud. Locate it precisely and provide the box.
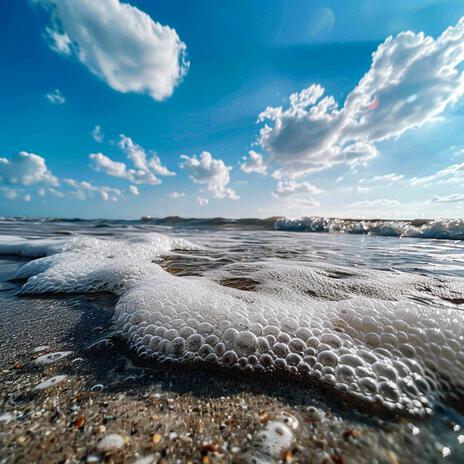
[89,135,174,185]
[197,197,209,206]
[129,185,139,196]
[33,0,189,101]
[90,153,128,178]
[64,178,123,202]
[0,152,59,186]
[258,18,464,178]
[180,151,239,199]
[169,191,185,199]
[430,193,464,204]
[272,180,322,198]
[119,135,174,178]
[92,125,104,143]
[45,89,66,104]
[409,162,464,186]
[240,150,267,175]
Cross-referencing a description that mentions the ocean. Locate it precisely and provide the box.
[1,217,464,463]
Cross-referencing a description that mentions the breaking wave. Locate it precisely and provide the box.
[274,217,464,240]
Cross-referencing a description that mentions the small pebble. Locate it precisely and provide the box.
[134,456,156,464]
[0,413,13,424]
[97,433,125,452]
[86,454,100,463]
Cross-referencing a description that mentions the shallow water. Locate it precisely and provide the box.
[1,219,464,462]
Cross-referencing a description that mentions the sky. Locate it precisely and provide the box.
[0,0,464,220]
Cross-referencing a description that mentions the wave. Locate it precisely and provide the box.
[2,232,464,417]
[1,215,463,240]
[274,217,464,240]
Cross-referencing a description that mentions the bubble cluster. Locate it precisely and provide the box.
[4,233,464,416]
[114,266,464,416]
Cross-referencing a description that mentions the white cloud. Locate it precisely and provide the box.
[38,187,65,198]
[452,148,464,159]
[92,125,104,143]
[45,89,66,105]
[90,153,128,178]
[169,191,185,199]
[362,173,404,183]
[64,178,123,202]
[34,0,189,101]
[350,199,400,208]
[240,150,267,175]
[0,152,59,186]
[0,187,20,200]
[359,173,405,187]
[129,185,139,196]
[197,197,209,206]
[48,188,65,198]
[46,30,72,54]
[258,18,464,178]
[357,187,370,193]
[119,135,174,177]
[272,180,322,198]
[89,135,174,185]
[430,193,464,204]
[24,194,32,202]
[409,162,464,186]
[180,151,239,199]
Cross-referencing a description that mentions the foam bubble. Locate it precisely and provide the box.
[5,233,464,416]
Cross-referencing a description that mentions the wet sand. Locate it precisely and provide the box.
[2,339,460,464]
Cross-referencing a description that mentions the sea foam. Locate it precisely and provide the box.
[2,232,464,416]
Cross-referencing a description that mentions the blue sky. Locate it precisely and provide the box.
[0,0,464,219]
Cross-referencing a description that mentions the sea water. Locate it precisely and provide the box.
[0,218,463,422]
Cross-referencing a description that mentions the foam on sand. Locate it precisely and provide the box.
[2,232,464,416]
